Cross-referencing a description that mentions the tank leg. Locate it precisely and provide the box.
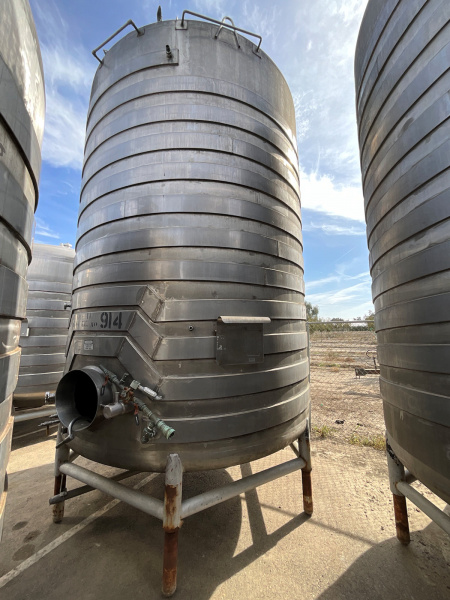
[298,421,313,515]
[162,454,183,597]
[52,425,70,523]
[386,433,410,545]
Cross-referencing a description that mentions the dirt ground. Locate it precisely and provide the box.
[1,333,449,598]
[310,366,384,446]
[1,426,449,600]
[308,330,385,448]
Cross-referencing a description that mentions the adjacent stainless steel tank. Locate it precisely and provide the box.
[14,243,75,409]
[355,0,450,502]
[58,17,309,472]
[0,0,45,533]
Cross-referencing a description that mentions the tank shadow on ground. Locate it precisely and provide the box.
[178,462,311,599]
[316,522,450,600]
[1,459,310,599]
[12,419,58,449]
[11,429,57,452]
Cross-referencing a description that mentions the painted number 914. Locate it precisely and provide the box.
[100,311,123,329]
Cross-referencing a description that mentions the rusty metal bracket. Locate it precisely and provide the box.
[385,432,411,544]
[386,432,450,540]
[52,425,71,523]
[162,455,183,596]
[298,420,313,515]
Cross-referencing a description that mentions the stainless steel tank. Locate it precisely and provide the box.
[57,17,309,472]
[355,0,450,503]
[14,244,75,409]
[0,0,45,533]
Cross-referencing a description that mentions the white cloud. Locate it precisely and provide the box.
[307,279,371,307]
[192,0,229,18]
[33,2,95,170]
[304,221,365,236]
[285,1,369,187]
[42,45,92,91]
[344,299,374,318]
[300,170,365,222]
[190,0,277,50]
[241,1,279,44]
[293,91,318,142]
[141,0,173,18]
[305,270,372,319]
[338,0,368,24]
[43,92,87,170]
[305,274,343,290]
[306,270,369,290]
[34,217,60,240]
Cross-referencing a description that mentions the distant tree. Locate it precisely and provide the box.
[306,301,319,321]
[364,309,375,331]
[328,318,351,331]
[351,309,375,330]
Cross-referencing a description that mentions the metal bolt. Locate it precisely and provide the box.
[188,325,194,331]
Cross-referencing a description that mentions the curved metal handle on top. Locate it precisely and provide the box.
[180,10,262,53]
[215,16,240,49]
[92,19,144,64]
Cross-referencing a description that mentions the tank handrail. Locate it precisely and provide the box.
[180,10,262,53]
[216,16,240,49]
[92,19,144,65]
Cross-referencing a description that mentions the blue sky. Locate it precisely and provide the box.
[29,0,372,319]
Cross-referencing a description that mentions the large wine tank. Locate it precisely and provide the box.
[14,243,75,409]
[57,16,309,472]
[355,0,450,502]
[0,0,45,533]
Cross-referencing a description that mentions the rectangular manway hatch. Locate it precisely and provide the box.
[216,316,271,366]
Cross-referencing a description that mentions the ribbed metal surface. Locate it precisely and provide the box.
[355,0,450,503]
[66,18,309,472]
[0,0,45,534]
[14,244,74,409]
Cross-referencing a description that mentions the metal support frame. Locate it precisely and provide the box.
[50,424,313,596]
[386,432,450,542]
[53,426,70,523]
[162,454,182,596]
[298,423,313,515]
[49,469,139,505]
[14,406,57,423]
